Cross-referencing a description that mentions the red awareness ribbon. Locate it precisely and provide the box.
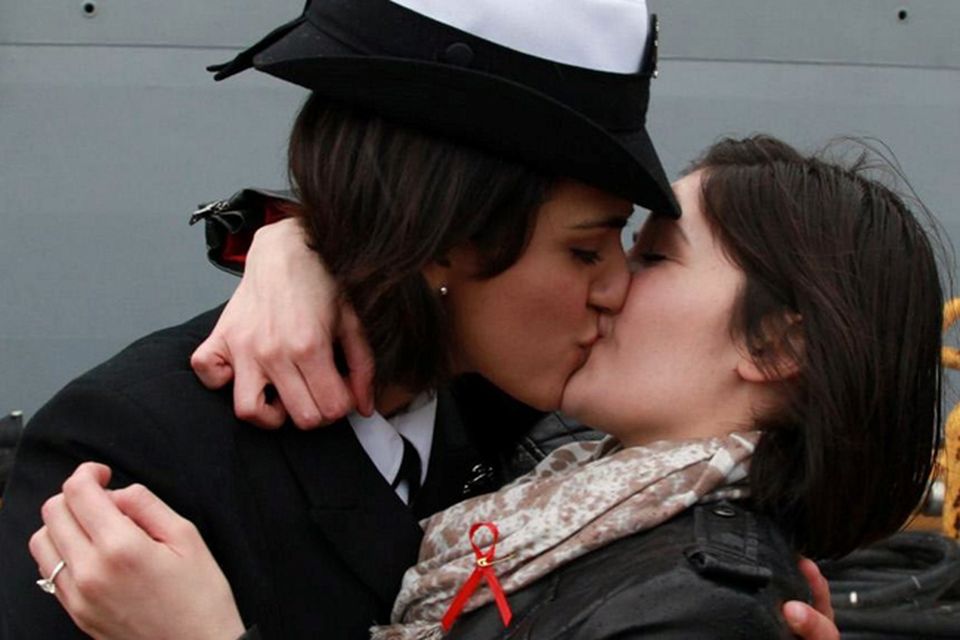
[441,522,513,632]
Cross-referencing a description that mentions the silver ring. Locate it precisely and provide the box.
[36,560,66,595]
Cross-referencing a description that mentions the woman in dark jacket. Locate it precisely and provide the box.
[30,135,943,639]
[358,135,942,639]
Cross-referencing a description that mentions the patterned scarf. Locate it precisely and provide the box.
[371,431,760,640]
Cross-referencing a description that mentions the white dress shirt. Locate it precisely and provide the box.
[347,392,437,504]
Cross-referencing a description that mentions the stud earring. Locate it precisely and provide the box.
[439,284,449,297]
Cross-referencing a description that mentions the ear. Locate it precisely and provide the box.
[421,245,479,291]
[421,259,449,292]
[736,313,803,383]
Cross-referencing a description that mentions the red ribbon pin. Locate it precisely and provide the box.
[441,522,513,632]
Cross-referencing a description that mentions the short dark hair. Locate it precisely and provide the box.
[288,94,551,394]
[691,135,945,558]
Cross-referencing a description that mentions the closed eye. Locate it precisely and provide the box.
[638,252,666,263]
[630,251,668,271]
[571,248,602,265]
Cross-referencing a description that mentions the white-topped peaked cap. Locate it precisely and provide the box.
[390,0,650,73]
[208,0,679,216]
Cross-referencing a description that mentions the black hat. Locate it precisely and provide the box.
[209,0,678,216]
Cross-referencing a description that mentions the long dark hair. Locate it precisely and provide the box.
[288,94,551,394]
[691,135,945,558]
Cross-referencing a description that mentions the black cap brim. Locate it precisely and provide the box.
[215,11,679,216]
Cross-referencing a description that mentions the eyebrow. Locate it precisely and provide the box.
[634,213,692,246]
[569,213,631,230]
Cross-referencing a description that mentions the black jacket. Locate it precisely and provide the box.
[446,500,808,639]
[0,307,513,639]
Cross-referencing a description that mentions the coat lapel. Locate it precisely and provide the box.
[279,419,423,607]
[413,388,498,519]
[277,387,504,606]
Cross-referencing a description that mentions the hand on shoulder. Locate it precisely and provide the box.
[191,217,375,429]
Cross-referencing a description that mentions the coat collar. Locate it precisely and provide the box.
[412,388,492,519]
[277,387,493,606]
[279,416,420,606]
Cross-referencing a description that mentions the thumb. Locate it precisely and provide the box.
[72,461,113,487]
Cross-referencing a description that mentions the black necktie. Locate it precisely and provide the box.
[391,434,422,504]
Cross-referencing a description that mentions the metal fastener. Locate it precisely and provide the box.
[712,505,736,518]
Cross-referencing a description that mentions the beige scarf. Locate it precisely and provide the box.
[372,431,760,640]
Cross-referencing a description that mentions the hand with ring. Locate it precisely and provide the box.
[28,462,245,640]
[36,559,67,594]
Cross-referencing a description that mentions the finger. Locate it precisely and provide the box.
[232,353,288,428]
[783,601,839,640]
[30,525,69,580]
[40,493,95,567]
[74,461,112,487]
[29,526,77,607]
[798,557,834,621]
[30,526,89,634]
[294,343,355,427]
[191,336,236,389]
[109,483,194,545]
[338,303,376,416]
[60,463,137,547]
[255,357,326,428]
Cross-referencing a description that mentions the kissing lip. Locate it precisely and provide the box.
[597,314,615,339]
[578,334,599,350]
[574,333,599,368]
[573,344,592,370]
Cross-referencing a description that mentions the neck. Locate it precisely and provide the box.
[616,420,746,449]
[631,377,775,446]
[614,396,759,448]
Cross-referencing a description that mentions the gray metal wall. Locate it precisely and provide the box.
[2,0,958,418]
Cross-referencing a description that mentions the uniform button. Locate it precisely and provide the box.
[712,505,737,518]
[440,42,475,67]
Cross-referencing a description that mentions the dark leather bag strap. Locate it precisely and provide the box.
[189,188,297,276]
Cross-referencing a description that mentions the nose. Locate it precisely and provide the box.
[588,248,630,314]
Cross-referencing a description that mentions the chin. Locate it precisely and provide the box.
[558,378,590,421]
[514,374,567,412]
[525,386,564,412]
[561,366,619,431]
